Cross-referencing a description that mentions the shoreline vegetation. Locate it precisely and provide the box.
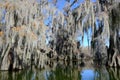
[0,0,120,71]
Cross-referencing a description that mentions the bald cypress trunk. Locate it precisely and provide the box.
[108,2,120,67]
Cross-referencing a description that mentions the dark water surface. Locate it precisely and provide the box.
[0,61,120,80]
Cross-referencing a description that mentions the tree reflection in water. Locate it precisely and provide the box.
[0,61,120,80]
[108,68,120,80]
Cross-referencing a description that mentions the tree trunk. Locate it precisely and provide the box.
[0,44,11,70]
[108,2,120,67]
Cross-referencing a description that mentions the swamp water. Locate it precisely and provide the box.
[0,60,120,80]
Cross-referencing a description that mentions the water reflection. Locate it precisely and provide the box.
[0,61,120,80]
[81,69,97,80]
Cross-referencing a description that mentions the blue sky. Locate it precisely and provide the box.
[48,0,96,10]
